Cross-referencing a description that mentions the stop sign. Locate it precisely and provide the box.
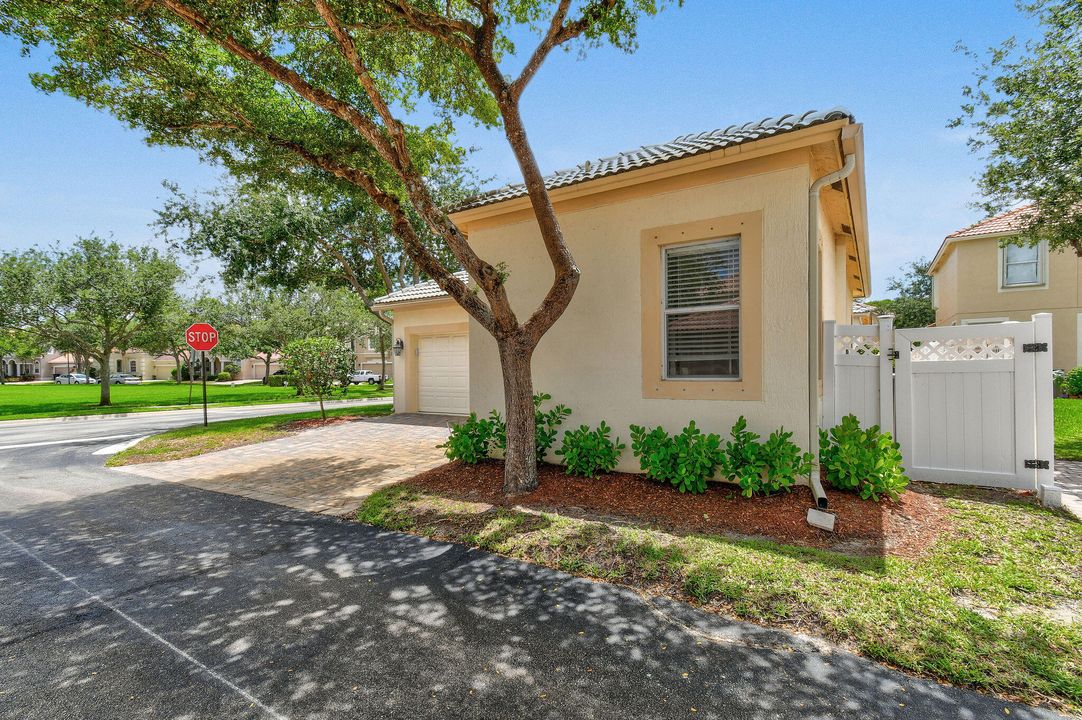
[185,323,219,352]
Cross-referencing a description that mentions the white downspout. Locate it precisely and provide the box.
[808,153,857,510]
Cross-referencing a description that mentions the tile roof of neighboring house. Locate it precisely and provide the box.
[852,299,877,315]
[372,270,470,306]
[44,352,76,364]
[946,204,1036,239]
[449,108,854,213]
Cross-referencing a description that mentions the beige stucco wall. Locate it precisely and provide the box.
[384,299,469,413]
[934,236,1082,369]
[462,163,822,471]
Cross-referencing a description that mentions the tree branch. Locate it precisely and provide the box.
[509,0,618,101]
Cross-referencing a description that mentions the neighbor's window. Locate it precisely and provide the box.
[129,360,137,373]
[663,237,740,379]
[1002,243,1041,287]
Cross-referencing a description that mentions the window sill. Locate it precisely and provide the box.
[644,378,760,401]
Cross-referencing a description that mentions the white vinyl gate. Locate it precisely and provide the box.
[823,313,1054,490]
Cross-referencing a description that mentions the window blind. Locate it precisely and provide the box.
[663,237,740,379]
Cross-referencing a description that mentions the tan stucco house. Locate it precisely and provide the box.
[930,204,1082,371]
[373,109,871,470]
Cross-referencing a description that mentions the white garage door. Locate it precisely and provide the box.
[417,333,469,414]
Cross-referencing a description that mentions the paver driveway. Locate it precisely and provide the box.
[118,413,456,515]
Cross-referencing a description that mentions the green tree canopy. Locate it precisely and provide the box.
[282,336,354,420]
[155,179,464,314]
[867,257,935,328]
[952,0,1082,254]
[0,236,183,404]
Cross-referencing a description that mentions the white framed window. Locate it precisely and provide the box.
[662,236,740,379]
[129,360,137,373]
[1001,242,1043,288]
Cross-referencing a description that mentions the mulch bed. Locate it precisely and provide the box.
[404,461,954,557]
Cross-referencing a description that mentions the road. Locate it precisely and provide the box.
[0,398,388,510]
[0,406,1070,719]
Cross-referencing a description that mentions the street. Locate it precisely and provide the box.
[0,406,1069,720]
[0,399,387,510]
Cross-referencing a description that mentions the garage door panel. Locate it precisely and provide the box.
[418,333,468,414]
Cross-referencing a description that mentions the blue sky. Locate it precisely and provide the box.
[0,0,1034,297]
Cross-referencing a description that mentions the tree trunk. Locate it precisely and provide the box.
[98,356,111,406]
[174,353,182,384]
[264,355,271,381]
[498,338,537,494]
[377,333,387,391]
[318,395,326,421]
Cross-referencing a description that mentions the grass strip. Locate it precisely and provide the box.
[358,484,1081,713]
[107,403,392,466]
[0,381,392,421]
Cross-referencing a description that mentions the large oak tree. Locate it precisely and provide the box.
[953,0,1082,253]
[0,0,674,492]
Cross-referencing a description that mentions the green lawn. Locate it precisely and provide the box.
[106,403,392,465]
[1056,398,1082,460]
[359,485,1082,713]
[0,381,392,420]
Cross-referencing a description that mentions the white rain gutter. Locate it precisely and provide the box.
[807,153,857,510]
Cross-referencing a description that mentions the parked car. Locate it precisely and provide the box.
[348,370,384,385]
[55,373,98,385]
[108,373,142,385]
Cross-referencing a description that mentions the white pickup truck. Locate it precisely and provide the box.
[348,370,384,385]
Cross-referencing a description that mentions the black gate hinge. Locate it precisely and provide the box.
[1024,459,1050,470]
[1022,342,1048,353]
[887,349,900,360]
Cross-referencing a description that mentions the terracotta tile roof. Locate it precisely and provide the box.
[372,270,470,306]
[450,108,853,213]
[946,204,1036,239]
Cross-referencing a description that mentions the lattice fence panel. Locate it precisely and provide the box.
[909,336,1014,362]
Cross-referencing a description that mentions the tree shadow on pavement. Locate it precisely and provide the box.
[0,482,1068,720]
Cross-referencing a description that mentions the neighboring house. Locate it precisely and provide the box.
[373,109,871,471]
[351,337,393,379]
[930,204,1082,371]
[37,350,285,381]
[851,299,879,325]
[1,355,42,379]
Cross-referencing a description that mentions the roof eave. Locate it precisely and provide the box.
[449,117,853,226]
[840,123,872,297]
[371,295,462,311]
[928,229,1022,275]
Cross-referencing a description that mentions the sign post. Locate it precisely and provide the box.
[185,323,219,427]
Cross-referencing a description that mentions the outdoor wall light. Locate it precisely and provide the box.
[392,338,404,356]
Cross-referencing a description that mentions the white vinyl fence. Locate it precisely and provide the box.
[823,313,1054,490]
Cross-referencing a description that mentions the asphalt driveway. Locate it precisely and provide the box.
[0,481,1069,720]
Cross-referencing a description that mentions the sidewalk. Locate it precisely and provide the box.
[1053,460,1082,520]
[117,413,455,516]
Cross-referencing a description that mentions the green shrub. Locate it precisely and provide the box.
[266,374,287,387]
[556,421,625,478]
[489,392,572,462]
[629,421,721,494]
[215,371,232,382]
[223,363,240,378]
[439,412,497,464]
[1061,366,1082,397]
[819,414,909,501]
[719,416,814,497]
